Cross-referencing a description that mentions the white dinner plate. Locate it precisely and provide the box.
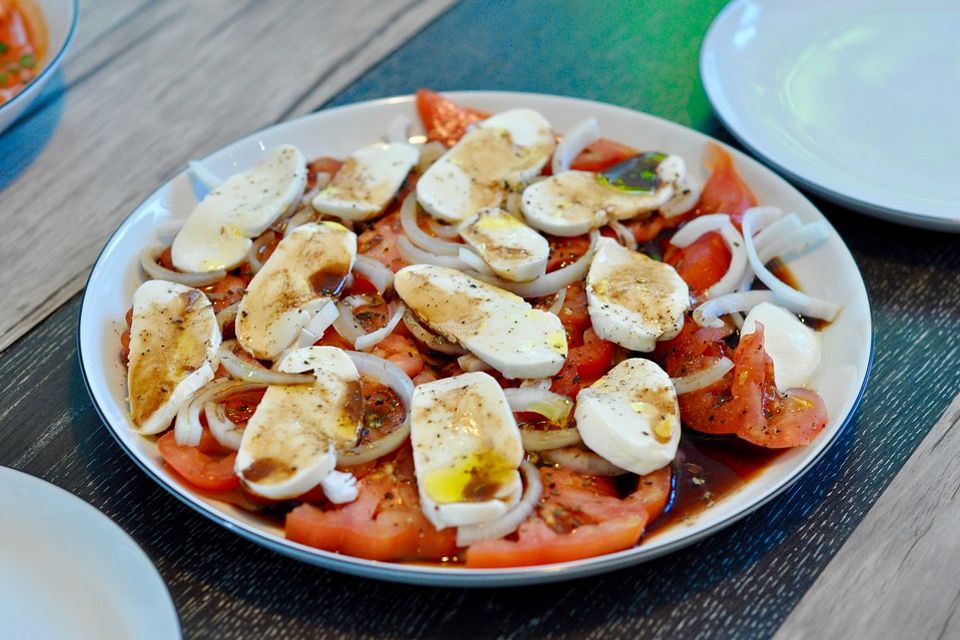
[0,466,180,639]
[78,91,872,586]
[701,0,960,231]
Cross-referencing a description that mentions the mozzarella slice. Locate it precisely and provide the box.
[127,280,220,435]
[312,142,418,221]
[458,207,549,282]
[235,346,362,500]
[411,372,524,530]
[236,222,356,360]
[394,264,567,378]
[741,302,822,391]
[172,145,307,272]
[521,155,687,237]
[586,237,688,352]
[575,358,680,475]
[416,108,555,223]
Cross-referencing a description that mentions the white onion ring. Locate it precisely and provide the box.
[742,209,842,321]
[218,341,314,384]
[354,302,406,351]
[471,229,599,299]
[400,194,462,256]
[503,388,573,424]
[402,310,466,355]
[455,461,542,546]
[354,254,394,293]
[693,290,777,327]
[737,213,802,291]
[140,246,226,287]
[332,296,369,345]
[519,427,583,451]
[216,302,240,333]
[187,160,221,190]
[552,117,601,175]
[541,447,628,476]
[297,299,340,348]
[397,234,471,269]
[245,231,278,275]
[174,378,262,446]
[416,141,447,174]
[608,219,638,251]
[669,214,748,298]
[520,378,552,390]
[671,357,734,394]
[458,246,493,275]
[337,351,414,466]
[758,220,830,265]
[425,215,461,239]
[205,402,243,450]
[457,353,491,372]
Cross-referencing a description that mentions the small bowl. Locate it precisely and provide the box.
[0,0,77,134]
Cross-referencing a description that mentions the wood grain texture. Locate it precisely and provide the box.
[775,396,960,640]
[0,0,453,354]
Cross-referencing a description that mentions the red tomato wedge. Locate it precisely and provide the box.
[664,230,732,294]
[465,466,670,568]
[551,329,616,399]
[286,447,456,561]
[416,89,490,147]
[157,431,239,493]
[695,143,757,225]
[203,275,247,312]
[570,138,637,173]
[358,211,408,272]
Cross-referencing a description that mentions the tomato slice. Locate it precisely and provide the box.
[552,328,616,399]
[557,282,591,346]
[157,431,239,492]
[203,275,247,312]
[357,211,408,272]
[286,446,456,561]
[570,138,637,173]
[416,89,490,147]
[465,466,670,568]
[546,234,592,273]
[664,230,732,294]
[370,333,424,379]
[695,143,757,225]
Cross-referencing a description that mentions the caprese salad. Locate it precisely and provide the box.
[120,90,839,568]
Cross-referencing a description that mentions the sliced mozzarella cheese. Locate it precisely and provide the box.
[235,346,362,500]
[172,145,307,272]
[312,142,418,221]
[586,237,689,352]
[127,280,220,435]
[416,108,555,223]
[458,207,549,282]
[410,372,524,530]
[521,155,687,237]
[394,264,567,378]
[575,358,680,475]
[236,222,356,360]
[741,302,822,391]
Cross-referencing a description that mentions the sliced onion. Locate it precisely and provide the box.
[175,378,261,446]
[552,117,601,175]
[337,352,414,466]
[332,296,369,345]
[671,357,734,394]
[246,230,278,275]
[473,229,599,299]
[693,290,777,327]
[425,215,461,239]
[297,299,339,348]
[670,214,748,298]
[457,353,491,372]
[284,204,317,234]
[397,233,471,269]
[520,378,552,390]
[354,302,406,351]
[354,254,394,293]
[608,219,638,251]
[742,209,842,321]
[140,245,226,287]
[216,301,240,333]
[520,427,583,451]
[458,246,493,275]
[456,461,542,546]
[503,388,573,424]
[218,340,314,384]
[415,141,447,174]
[758,220,830,265]
[546,287,567,315]
[541,447,628,476]
[205,402,244,450]
[187,160,221,190]
[402,311,466,355]
[400,194,462,256]
[737,213,802,291]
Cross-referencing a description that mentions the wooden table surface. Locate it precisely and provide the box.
[3,1,959,638]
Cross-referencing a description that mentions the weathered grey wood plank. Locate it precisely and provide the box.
[774,395,960,640]
[0,0,453,354]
